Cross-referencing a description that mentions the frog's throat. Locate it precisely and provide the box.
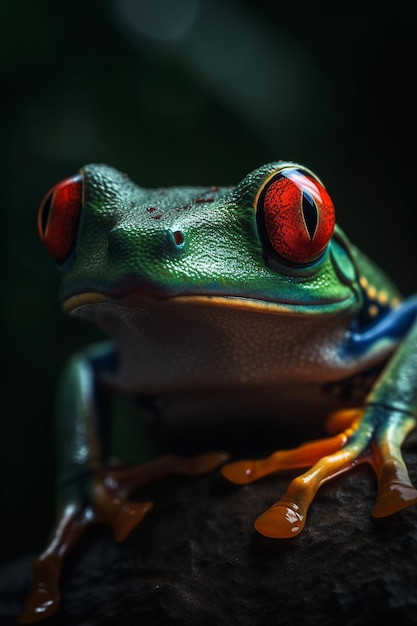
[62,291,355,317]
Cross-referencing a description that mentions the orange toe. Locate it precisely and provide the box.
[18,584,59,624]
[255,500,306,538]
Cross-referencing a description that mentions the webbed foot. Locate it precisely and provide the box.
[221,407,417,538]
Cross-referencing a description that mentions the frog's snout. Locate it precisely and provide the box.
[107,224,187,263]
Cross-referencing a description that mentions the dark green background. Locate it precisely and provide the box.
[1,0,416,562]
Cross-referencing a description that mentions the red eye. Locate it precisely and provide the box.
[38,174,83,263]
[255,167,335,265]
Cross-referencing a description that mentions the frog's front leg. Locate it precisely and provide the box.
[222,300,417,538]
[19,342,228,624]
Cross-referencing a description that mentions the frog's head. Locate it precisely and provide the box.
[38,161,359,317]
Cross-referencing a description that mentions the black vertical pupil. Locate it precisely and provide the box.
[302,191,318,240]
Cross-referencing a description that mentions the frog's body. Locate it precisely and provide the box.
[20,162,417,623]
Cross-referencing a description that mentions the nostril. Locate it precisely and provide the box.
[164,228,186,257]
[172,230,185,246]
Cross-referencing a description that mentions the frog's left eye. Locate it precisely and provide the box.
[255,167,335,266]
[38,173,83,263]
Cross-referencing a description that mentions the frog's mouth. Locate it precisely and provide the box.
[62,290,356,317]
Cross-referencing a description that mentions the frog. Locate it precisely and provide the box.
[19,161,417,623]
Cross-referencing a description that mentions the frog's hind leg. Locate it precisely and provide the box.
[370,408,417,517]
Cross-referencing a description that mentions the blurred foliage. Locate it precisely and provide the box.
[1,0,416,562]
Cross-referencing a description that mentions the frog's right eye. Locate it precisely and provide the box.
[254,166,335,266]
[38,173,83,263]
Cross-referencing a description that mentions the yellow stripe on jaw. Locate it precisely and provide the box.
[62,292,108,312]
[62,291,297,315]
[62,291,354,317]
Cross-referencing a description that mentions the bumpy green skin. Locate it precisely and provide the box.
[60,163,397,312]
[19,161,417,624]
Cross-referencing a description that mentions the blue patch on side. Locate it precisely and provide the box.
[345,295,417,358]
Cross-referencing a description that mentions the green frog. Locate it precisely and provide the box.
[19,161,417,623]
